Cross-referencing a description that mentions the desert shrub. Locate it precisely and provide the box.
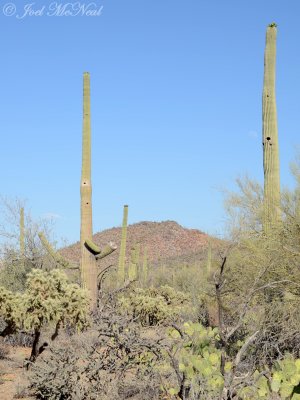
[4,332,33,347]
[0,342,9,359]
[30,309,163,400]
[118,285,191,326]
[214,174,300,373]
[29,334,91,400]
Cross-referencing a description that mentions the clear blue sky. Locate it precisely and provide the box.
[1,0,300,244]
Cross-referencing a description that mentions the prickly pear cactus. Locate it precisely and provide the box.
[166,322,225,398]
[238,356,300,399]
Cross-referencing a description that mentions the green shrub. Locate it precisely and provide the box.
[118,285,190,326]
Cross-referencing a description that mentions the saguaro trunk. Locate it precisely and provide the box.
[118,205,128,283]
[80,72,97,308]
[262,23,281,233]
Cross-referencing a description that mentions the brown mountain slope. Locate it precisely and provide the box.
[60,221,217,268]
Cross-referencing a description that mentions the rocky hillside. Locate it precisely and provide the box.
[60,221,219,269]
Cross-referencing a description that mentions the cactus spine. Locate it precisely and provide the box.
[262,23,281,233]
[118,205,128,283]
[20,207,25,257]
[80,72,97,308]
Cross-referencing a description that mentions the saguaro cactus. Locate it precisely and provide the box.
[262,23,281,232]
[20,207,25,257]
[38,232,71,269]
[85,238,117,259]
[135,243,140,269]
[142,247,148,285]
[128,244,138,281]
[80,72,97,308]
[118,205,128,283]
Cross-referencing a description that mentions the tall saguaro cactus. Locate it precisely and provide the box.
[80,72,97,308]
[118,205,128,283]
[20,207,25,257]
[262,23,281,232]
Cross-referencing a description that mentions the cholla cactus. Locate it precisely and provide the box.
[262,23,281,232]
[0,287,23,336]
[23,269,89,330]
[0,269,89,362]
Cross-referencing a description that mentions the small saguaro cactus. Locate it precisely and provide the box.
[80,72,97,309]
[142,247,148,285]
[20,207,25,257]
[135,243,140,269]
[128,244,139,281]
[118,205,128,283]
[262,23,281,232]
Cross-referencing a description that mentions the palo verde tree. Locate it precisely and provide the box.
[20,207,25,257]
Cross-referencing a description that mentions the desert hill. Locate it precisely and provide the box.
[60,221,217,268]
